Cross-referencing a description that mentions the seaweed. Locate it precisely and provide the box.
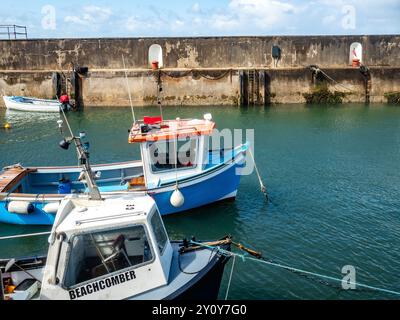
[384,92,400,104]
[303,85,346,104]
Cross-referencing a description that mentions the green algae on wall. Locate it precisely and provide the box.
[303,84,346,104]
[384,92,400,104]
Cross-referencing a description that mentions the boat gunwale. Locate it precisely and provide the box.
[22,159,142,171]
[0,144,247,201]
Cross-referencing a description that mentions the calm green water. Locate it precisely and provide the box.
[1,104,400,300]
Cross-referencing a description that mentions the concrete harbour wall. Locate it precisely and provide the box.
[0,35,399,106]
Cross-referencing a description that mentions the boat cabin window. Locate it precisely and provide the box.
[150,210,168,255]
[63,225,153,288]
[149,137,197,173]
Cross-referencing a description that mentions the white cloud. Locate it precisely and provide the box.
[192,3,201,13]
[125,16,140,32]
[207,0,299,32]
[211,14,240,30]
[174,19,184,27]
[64,6,112,27]
[57,0,400,37]
[322,14,337,25]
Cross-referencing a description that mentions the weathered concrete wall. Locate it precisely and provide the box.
[1,35,399,70]
[83,69,238,107]
[0,35,399,106]
[1,67,399,107]
[0,71,53,99]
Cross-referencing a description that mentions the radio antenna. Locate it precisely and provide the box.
[122,54,136,124]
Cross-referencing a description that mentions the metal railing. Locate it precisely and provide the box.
[0,25,28,40]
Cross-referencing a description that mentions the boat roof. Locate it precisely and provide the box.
[56,194,156,235]
[128,118,216,143]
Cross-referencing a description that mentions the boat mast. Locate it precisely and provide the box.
[73,136,102,200]
[57,114,102,201]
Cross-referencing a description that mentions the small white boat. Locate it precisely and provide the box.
[0,194,232,300]
[2,96,64,113]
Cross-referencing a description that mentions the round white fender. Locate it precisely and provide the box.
[43,202,60,214]
[170,188,185,208]
[7,201,35,214]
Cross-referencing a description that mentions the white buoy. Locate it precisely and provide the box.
[43,202,60,214]
[204,113,212,122]
[170,188,184,207]
[7,201,34,214]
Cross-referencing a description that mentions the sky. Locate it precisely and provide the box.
[0,0,399,38]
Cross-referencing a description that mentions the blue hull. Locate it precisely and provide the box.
[0,202,56,225]
[152,162,241,215]
[0,160,244,225]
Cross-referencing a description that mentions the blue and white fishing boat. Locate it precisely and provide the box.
[0,113,248,225]
[2,96,70,113]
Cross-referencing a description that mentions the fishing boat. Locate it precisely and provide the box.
[0,193,232,300]
[0,113,248,225]
[2,96,71,113]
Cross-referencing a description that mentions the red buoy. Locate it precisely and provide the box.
[60,95,70,104]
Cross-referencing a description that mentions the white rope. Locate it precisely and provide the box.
[225,254,236,300]
[0,231,51,241]
[248,148,268,197]
[122,54,136,124]
[60,106,74,137]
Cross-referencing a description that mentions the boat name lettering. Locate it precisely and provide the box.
[68,270,136,300]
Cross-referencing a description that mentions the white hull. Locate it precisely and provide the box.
[3,96,61,113]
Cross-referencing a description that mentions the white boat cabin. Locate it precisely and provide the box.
[128,114,215,189]
[40,195,173,300]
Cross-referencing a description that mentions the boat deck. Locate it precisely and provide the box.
[0,167,35,193]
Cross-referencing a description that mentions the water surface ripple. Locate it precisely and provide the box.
[0,104,399,299]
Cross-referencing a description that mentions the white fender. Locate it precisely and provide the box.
[170,188,185,208]
[43,202,60,214]
[7,201,34,214]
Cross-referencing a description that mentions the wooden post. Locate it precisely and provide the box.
[239,71,249,106]
[263,71,272,106]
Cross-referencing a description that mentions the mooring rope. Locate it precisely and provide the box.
[198,69,232,81]
[307,65,356,93]
[160,69,231,81]
[248,148,268,200]
[317,68,356,93]
[190,240,400,297]
[225,254,236,300]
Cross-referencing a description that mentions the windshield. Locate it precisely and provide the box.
[150,210,168,255]
[63,225,153,288]
[149,137,198,173]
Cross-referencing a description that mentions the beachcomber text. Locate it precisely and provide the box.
[68,270,136,300]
